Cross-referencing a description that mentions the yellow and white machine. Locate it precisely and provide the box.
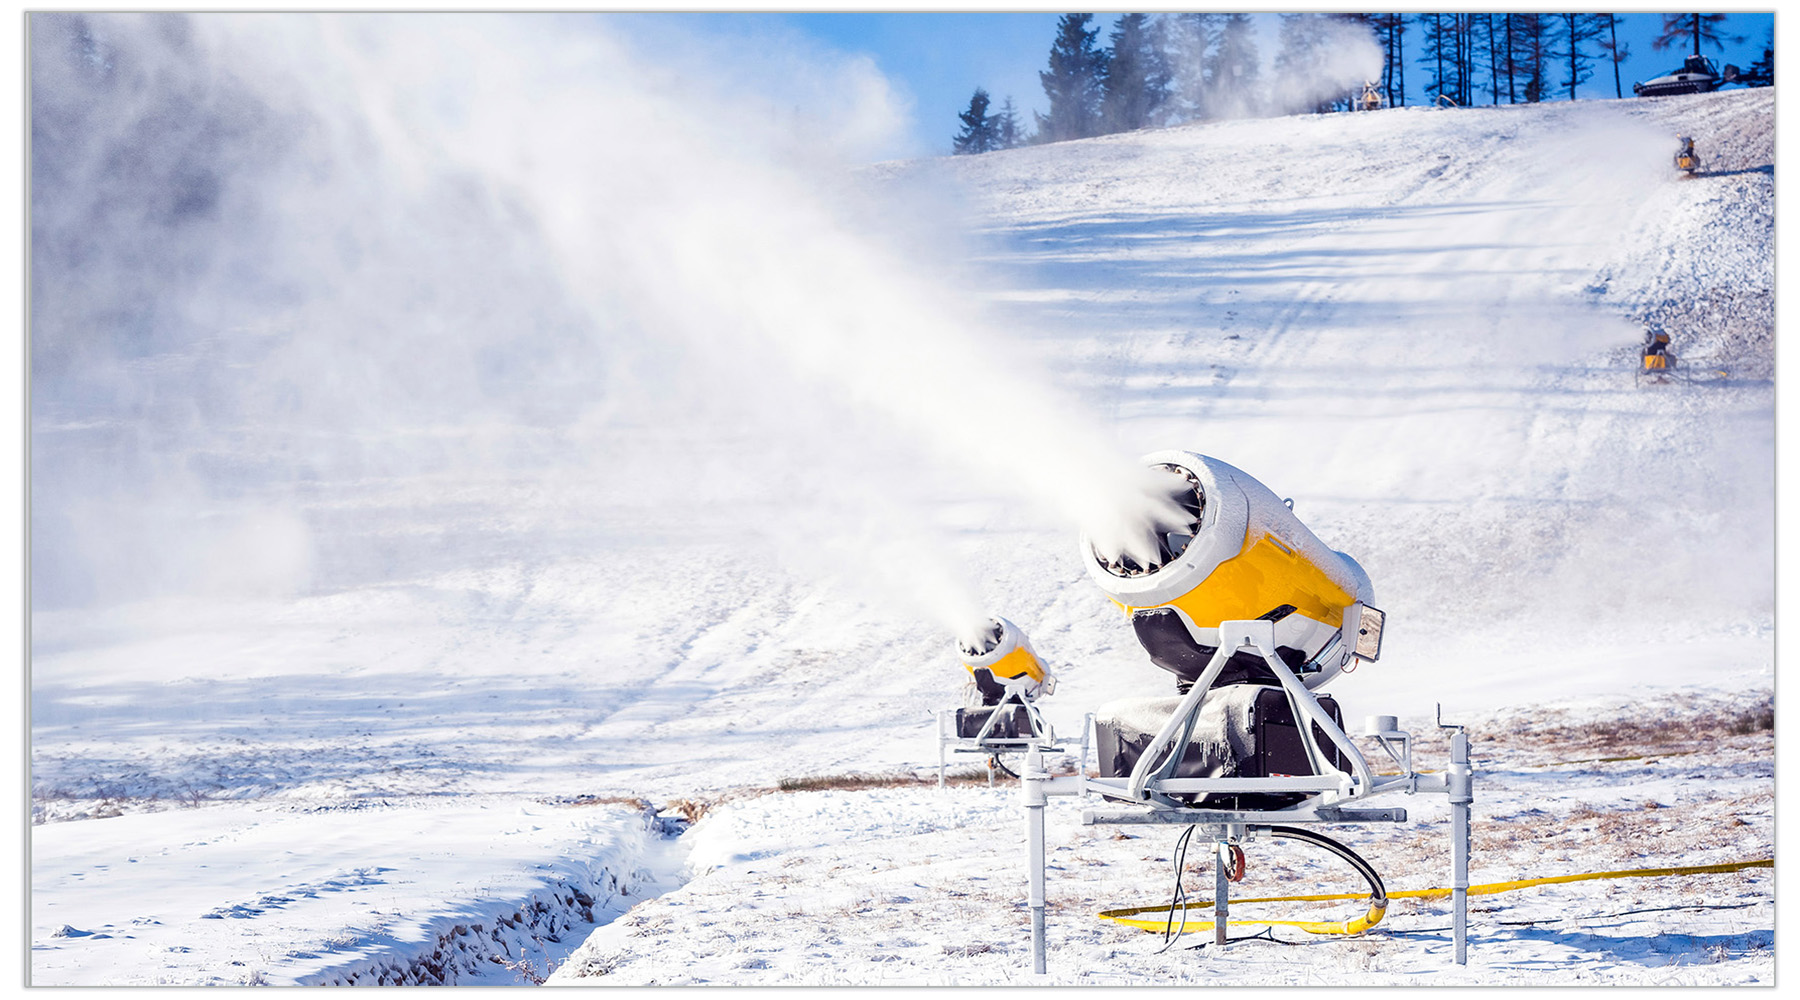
[1674,135,1700,174]
[937,617,1076,785]
[945,451,1474,975]
[1642,330,1674,376]
[956,616,1054,706]
[1081,450,1383,695]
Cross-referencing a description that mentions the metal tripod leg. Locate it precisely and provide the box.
[1449,729,1472,965]
[1214,840,1229,946]
[1025,748,1047,975]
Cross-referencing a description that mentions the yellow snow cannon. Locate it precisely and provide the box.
[1358,80,1383,112]
[1081,451,1383,694]
[957,616,1053,705]
[1641,330,1675,379]
[1674,135,1700,175]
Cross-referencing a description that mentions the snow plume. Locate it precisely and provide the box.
[1264,16,1385,118]
[1165,13,1384,122]
[28,13,1176,641]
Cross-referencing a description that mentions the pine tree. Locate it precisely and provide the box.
[1450,13,1479,106]
[1160,12,1216,123]
[1208,12,1260,119]
[1509,13,1550,103]
[1419,13,1451,104]
[1503,12,1517,102]
[1365,14,1403,108]
[1101,13,1169,133]
[1653,13,1743,58]
[1450,13,1468,105]
[1737,29,1773,87]
[1384,13,1408,107]
[1485,13,1503,104]
[1035,14,1108,143]
[1558,13,1605,100]
[994,96,1023,149]
[952,88,997,155]
[1275,13,1335,113]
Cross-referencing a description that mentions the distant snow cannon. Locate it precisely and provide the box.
[1674,135,1701,175]
[1081,451,1384,695]
[956,616,1053,705]
[937,617,1065,782]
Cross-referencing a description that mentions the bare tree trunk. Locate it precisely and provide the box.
[1434,13,1444,101]
[1505,13,1516,103]
[1397,15,1406,106]
[1620,16,1634,98]
[1486,13,1500,104]
[1567,13,1578,101]
[1385,16,1396,107]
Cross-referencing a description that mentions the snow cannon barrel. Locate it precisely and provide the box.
[956,617,1053,705]
[1081,451,1384,692]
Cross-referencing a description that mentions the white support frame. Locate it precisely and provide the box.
[1015,620,1475,975]
[936,688,1081,789]
[1122,618,1374,806]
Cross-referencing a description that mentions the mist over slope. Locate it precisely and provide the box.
[32,31,1772,816]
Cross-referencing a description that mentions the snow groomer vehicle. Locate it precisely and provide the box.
[1633,54,1737,97]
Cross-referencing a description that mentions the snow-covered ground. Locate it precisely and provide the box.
[29,15,1773,986]
[552,693,1775,986]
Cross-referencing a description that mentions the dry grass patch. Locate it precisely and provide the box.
[1413,691,1774,769]
[551,794,653,811]
[774,763,1029,793]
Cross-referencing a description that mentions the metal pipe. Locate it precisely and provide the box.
[1081,713,1094,796]
[1214,840,1230,946]
[1024,748,1048,974]
[937,711,947,790]
[1448,729,1472,965]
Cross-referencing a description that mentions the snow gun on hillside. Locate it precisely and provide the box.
[1357,80,1383,112]
[1674,135,1701,176]
[1641,328,1676,381]
[1637,324,1728,385]
[936,617,1078,784]
[999,451,1475,974]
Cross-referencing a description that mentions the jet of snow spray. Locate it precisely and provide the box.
[1165,13,1385,122]
[29,13,1187,645]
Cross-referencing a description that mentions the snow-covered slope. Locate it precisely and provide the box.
[908,87,1775,731]
[31,70,1772,987]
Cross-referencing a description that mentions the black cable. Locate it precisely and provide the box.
[1153,827,1386,954]
[1267,826,1388,908]
[1178,926,1299,950]
[1156,826,1198,954]
[1607,902,1758,918]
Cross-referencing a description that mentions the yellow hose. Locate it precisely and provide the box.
[1106,899,1386,936]
[1099,858,1771,936]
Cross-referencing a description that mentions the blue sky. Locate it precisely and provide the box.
[609,12,1774,161]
